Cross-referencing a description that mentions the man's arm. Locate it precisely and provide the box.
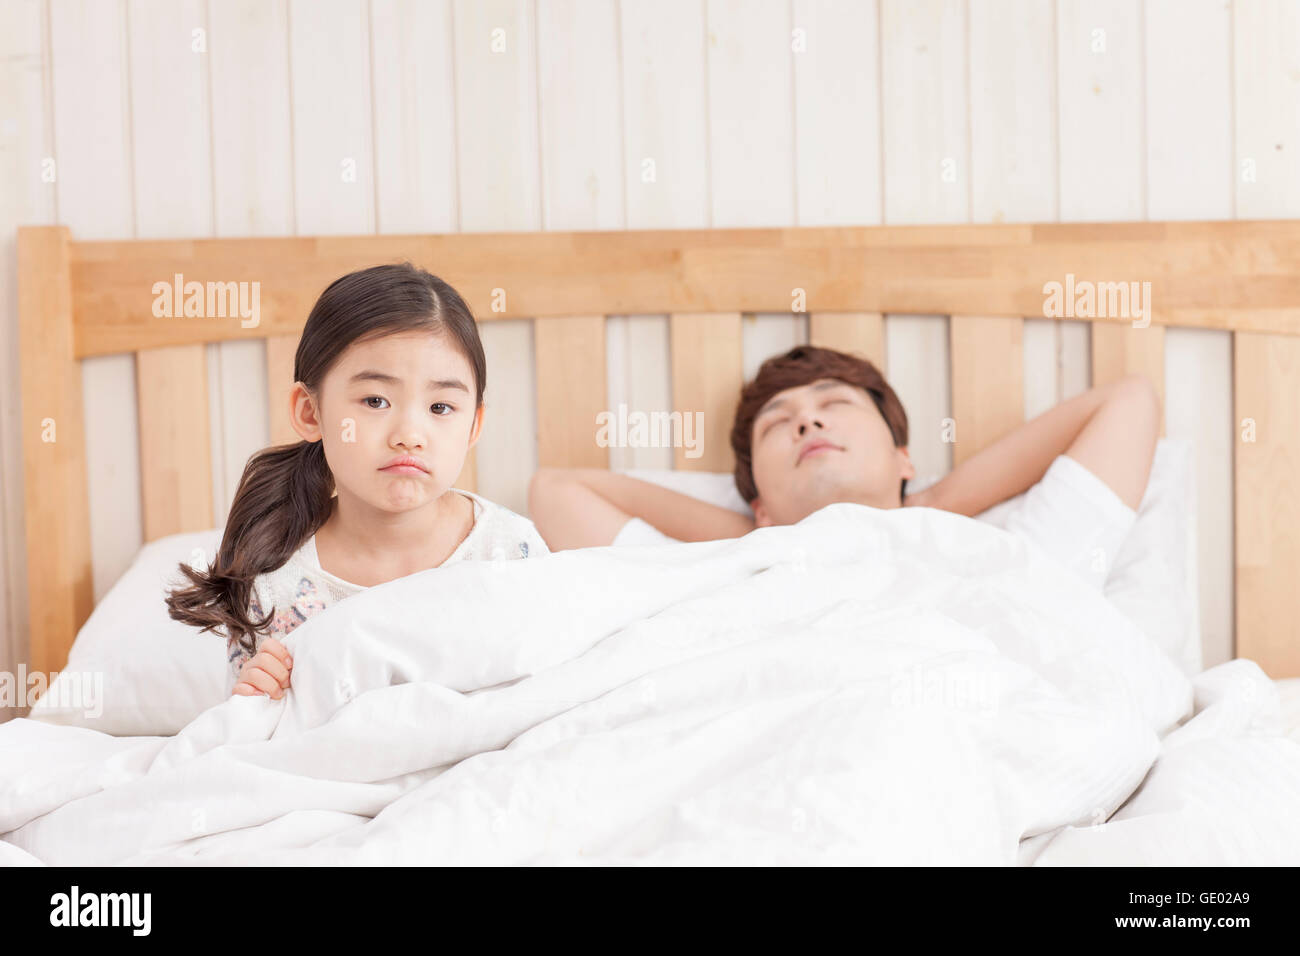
[528,468,756,550]
[918,373,1161,518]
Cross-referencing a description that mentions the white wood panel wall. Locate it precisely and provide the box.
[5,0,1296,696]
[210,0,291,518]
[0,0,55,718]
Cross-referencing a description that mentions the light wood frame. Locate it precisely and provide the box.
[18,221,1300,681]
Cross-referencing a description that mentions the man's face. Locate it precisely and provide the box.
[749,378,915,527]
[290,329,482,514]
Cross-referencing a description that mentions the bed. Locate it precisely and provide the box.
[6,221,1300,865]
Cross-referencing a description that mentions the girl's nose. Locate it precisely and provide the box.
[391,420,427,450]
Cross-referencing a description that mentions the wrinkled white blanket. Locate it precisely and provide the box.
[1021,658,1300,865]
[1,503,1197,865]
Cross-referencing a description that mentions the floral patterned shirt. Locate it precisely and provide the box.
[226,489,549,690]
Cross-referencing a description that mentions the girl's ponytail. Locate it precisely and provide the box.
[165,439,335,657]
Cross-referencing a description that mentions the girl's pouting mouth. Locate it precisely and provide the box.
[379,454,430,476]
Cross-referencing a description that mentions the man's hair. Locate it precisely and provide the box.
[729,345,910,506]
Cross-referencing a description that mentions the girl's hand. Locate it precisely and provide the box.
[232,637,294,699]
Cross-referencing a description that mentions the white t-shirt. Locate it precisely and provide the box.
[226,489,549,689]
[611,454,1137,593]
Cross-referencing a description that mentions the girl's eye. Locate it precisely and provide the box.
[363,396,388,410]
[431,402,454,415]
[762,418,789,437]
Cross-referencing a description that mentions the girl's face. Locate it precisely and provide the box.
[290,329,482,513]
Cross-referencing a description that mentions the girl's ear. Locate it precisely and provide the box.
[896,445,916,480]
[467,404,484,448]
[289,382,323,442]
[751,497,771,528]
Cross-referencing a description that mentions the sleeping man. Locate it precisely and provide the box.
[528,345,1162,593]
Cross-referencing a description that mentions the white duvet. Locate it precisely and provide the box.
[0,503,1289,865]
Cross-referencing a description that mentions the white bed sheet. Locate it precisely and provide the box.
[1020,663,1300,865]
[1277,677,1300,739]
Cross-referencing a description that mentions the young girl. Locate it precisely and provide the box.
[166,263,549,699]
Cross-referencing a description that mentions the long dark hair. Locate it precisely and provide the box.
[165,263,486,657]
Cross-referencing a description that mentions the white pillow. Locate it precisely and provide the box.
[1098,439,1202,677]
[28,528,228,736]
[624,437,1201,676]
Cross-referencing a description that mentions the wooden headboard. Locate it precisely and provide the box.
[18,221,1300,680]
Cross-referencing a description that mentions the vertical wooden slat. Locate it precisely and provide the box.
[137,346,214,542]
[1165,328,1234,668]
[1022,320,1058,419]
[535,315,607,469]
[743,314,807,383]
[605,315,674,471]
[809,312,885,369]
[1091,322,1166,435]
[1059,321,1091,400]
[885,316,952,481]
[209,340,270,522]
[18,226,92,679]
[949,316,1025,467]
[265,333,298,447]
[474,321,536,513]
[1234,332,1300,679]
[670,312,743,473]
